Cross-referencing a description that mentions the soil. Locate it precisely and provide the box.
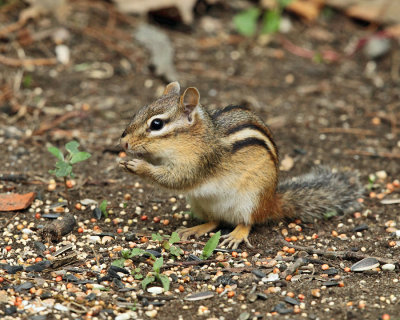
[1,1,400,320]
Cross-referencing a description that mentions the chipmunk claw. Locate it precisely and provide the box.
[220,224,253,249]
[177,221,219,241]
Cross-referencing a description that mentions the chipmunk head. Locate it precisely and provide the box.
[120,81,206,164]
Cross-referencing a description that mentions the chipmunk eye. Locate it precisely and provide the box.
[121,129,127,138]
[150,118,164,131]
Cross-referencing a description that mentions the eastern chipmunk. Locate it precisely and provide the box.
[119,82,362,249]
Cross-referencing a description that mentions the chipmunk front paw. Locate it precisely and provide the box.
[119,159,150,175]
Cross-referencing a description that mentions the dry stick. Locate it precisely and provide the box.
[344,149,400,159]
[0,54,57,67]
[319,128,376,136]
[32,110,84,136]
[278,238,397,265]
[165,258,227,267]
[0,17,28,38]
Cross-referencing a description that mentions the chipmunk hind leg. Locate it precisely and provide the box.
[220,224,253,249]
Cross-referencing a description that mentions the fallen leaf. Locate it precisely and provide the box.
[0,192,36,211]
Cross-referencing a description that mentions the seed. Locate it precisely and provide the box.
[55,275,62,282]
[66,180,75,188]
[285,275,292,281]
[124,193,131,201]
[290,236,298,242]
[331,230,338,237]
[231,251,238,258]
[75,203,82,210]
[117,228,123,234]
[5,246,11,252]
[78,227,84,233]
[153,217,160,223]
[388,241,396,247]
[287,292,295,298]
[227,291,235,298]
[163,219,170,226]
[140,215,148,221]
[369,192,376,198]
[216,287,224,294]
[119,151,127,158]
[344,267,351,272]
[242,252,248,258]
[140,236,148,243]
[288,248,295,254]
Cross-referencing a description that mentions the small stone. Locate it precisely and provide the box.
[247,293,257,302]
[375,170,388,180]
[89,236,101,244]
[239,312,250,320]
[273,302,292,314]
[256,293,268,300]
[262,273,279,282]
[352,224,369,232]
[147,286,163,294]
[284,296,300,305]
[323,268,338,276]
[382,264,396,271]
[145,310,158,318]
[363,37,391,59]
[252,269,267,278]
[125,232,136,241]
[5,306,17,315]
[351,258,380,272]
[102,236,114,244]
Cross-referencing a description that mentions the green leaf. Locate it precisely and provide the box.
[48,146,64,161]
[65,141,80,155]
[233,8,260,37]
[153,257,163,274]
[201,231,221,260]
[323,210,338,220]
[141,275,155,290]
[134,273,143,280]
[127,248,146,258]
[70,151,91,164]
[99,200,107,216]
[158,274,170,291]
[111,259,126,267]
[54,161,72,177]
[278,0,293,7]
[169,232,180,245]
[261,9,281,34]
[122,249,131,259]
[152,233,164,242]
[162,240,171,250]
[169,245,183,257]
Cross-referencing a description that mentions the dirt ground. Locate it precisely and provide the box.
[1,1,400,320]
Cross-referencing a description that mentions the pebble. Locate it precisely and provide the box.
[239,312,250,320]
[273,302,292,314]
[115,312,136,320]
[284,296,300,305]
[147,286,163,294]
[252,269,267,278]
[145,310,158,318]
[352,224,368,232]
[382,264,396,271]
[262,273,279,282]
[375,170,388,180]
[89,236,101,244]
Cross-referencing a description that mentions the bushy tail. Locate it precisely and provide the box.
[277,166,363,222]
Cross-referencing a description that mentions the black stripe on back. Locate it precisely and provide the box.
[211,105,249,119]
[231,138,271,154]
[227,123,274,145]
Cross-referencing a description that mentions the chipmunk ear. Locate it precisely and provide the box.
[180,87,200,109]
[163,81,180,95]
[180,87,200,123]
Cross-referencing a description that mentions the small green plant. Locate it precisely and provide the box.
[100,200,108,218]
[48,141,91,205]
[142,257,170,291]
[151,232,183,258]
[233,0,292,37]
[201,231,221,260]
[323,210,338,220]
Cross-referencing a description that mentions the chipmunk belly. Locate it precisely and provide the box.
[186,174,259,225]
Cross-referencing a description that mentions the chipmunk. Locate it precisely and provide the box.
[119,82,362,249]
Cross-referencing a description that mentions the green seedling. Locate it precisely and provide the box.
[100,200,108,218]
[323,210,338,220]
[142,257,170,291]
[152,232,183,258]
[48,141,91,206]
[201,231,221,260]
[233,0,293,37]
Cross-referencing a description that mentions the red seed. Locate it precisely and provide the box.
[140,215,148,221]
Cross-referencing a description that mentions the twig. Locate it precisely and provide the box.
[0,17,28,39]
[165,258,227,267]
[32,110,84,136]
[319,128,375,136]
[344,149,400,159]
[278,238,397,265]
[0,54,57,67]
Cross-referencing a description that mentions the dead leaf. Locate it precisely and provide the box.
[0,192,36,211]
[134,24,178,81]
[113,0,197,24]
